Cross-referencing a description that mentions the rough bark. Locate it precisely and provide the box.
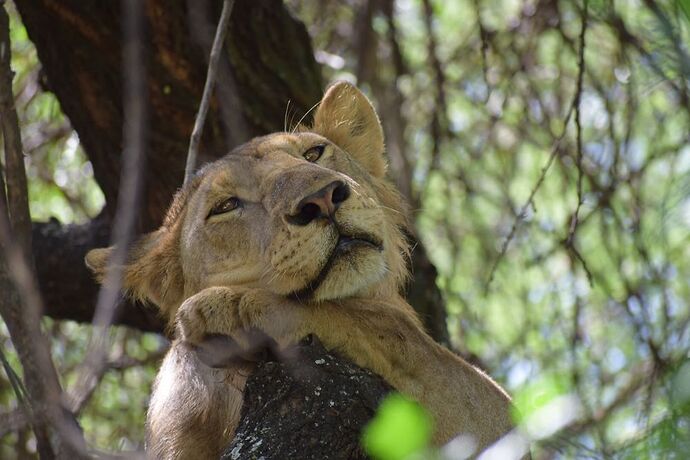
[17,0,448,340]
[223,335,390,460]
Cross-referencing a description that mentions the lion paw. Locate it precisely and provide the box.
[175,287,247,345]
[175,286,302,357]
[176,298,212,344]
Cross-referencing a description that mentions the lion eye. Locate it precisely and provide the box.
[303,145,325,162]
[208,197,241,217]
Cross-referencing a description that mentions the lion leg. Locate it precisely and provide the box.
[146,341,250,460]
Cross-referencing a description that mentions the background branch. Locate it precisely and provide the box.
[184,0,236,183]
[71,0,149,414]
[0,3,86,456]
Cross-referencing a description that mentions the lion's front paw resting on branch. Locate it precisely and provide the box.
[86,82,518,459]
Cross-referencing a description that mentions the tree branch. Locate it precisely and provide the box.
[0,3,86,456]
[71,0,150,412]
[184,0,235,183]
[222,335,391,459]
[32,217,165,332]
[564,0,592,287]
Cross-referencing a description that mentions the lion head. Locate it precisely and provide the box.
[86,82,411,323]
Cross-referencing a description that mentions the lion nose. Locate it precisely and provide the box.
[287,180,350,226]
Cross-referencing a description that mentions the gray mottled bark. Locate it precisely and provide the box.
[223,336,391,460]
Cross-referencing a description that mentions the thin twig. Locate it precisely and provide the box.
[184,0,235,184]
[69,345,168,415]
[484,107,573,292]
[565,0,592,286]
[421,0,448,173]
[566,0,588,243]
[484,0,592,292]
[187,0,246,150]
[72,0,148,415]
[472,0,491,96]
[0,345,28,410]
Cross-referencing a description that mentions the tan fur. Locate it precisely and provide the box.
[86,82,515,459]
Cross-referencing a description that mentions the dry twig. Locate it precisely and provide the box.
[71,0,148,416]
[421,0,448,173]
[484,1,591,292]
[565,0,593,286]
[483,109,573,292]
[184,0,236,184]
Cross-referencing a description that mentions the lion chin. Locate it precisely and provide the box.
[291,232,387,302]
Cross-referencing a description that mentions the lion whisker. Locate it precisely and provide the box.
[283,99,291,133]
[375,204,404,216]
[291,99,322,134]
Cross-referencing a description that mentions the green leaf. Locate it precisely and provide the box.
[511,373,571,424]
[362,393,434,460]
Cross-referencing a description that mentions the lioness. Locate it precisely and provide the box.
[86,82,515,459]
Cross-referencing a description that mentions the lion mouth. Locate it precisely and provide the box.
[288,232,383,300]
[335,234,382,252]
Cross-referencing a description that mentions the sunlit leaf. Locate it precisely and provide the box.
[362,393,433,460]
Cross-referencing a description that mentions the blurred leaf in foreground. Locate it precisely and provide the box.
[362,393,434,460]
[511,373,571,425]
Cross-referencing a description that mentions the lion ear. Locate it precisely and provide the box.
[312,81,387,177]
[84,246,114,277]
[85,229,183,317]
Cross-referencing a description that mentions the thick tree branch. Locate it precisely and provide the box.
[223,336,390,459]
[0,3,86,456]
[32,217,164,332]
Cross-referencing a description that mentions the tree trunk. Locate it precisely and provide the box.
[223,335,390,460]
[15,0,449,454]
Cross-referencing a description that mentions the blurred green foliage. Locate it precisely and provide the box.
[0,0,689,457]
[292,0,690,457]
[511,372,571,425]
[362,393,434,460]
[6,2,103,224]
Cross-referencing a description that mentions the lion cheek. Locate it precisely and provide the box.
[268,231,334,291]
